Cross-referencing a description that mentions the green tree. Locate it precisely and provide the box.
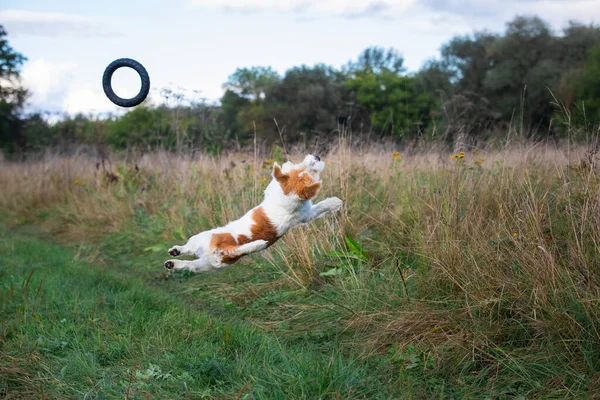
[221,66,280,142]
[414,60,454,128]
[106,106,171,149]
[20,113,51,149]
[347,70,435,138]
[219,89,250,139]
[346,46,405,75]
[265,64,350,142]
[414,60,453,99]
[485,16,559,129]
[560,22,600,67]
[345,47,434,139]
[575,44,600,123]
[436,16,600,137]
[441,31,497,94]
[223,66,280,101]
[556,22,600,109]
[438,29,501,139]
[0,25,28,150]
[51,114,107,145]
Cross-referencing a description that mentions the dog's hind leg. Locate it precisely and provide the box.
[168,232,210,257]
[215,240,269,265]
[164,257,216,273]
[167,244,196,257]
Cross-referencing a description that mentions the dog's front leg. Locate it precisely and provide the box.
[310,197,343,221]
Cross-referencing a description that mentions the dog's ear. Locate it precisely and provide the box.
[273,162,288,183]
[299,182,321,200]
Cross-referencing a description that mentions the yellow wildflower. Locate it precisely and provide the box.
[450,155,456,160]
[262,158,275,168]
[513,232,518,237]
[457,154,464,159]
[259,177,268,183]
[392,151,400,158]
[74,179,80,184]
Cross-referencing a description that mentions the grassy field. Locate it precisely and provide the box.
[1,141,600,398]
[1,227,406,399]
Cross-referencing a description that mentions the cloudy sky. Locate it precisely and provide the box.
[2,0,599,116]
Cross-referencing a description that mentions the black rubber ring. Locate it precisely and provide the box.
[102,58,150,107]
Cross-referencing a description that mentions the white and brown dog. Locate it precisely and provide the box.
[164,155,343,273]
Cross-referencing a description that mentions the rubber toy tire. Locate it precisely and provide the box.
[102,58,150,107]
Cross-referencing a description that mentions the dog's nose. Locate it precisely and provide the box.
[314,155,321,161]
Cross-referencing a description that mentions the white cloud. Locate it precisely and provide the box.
[187,0,417,19]
[63,89,116,115]
[21,58,117,115]
[0,9,121,37]
[21,59,78,113]
[186,0,477,34]
[420,0,600,30]
[517,1,600,29]
[187,0,600,27]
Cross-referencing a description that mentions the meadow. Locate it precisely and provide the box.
[1,137,600,399]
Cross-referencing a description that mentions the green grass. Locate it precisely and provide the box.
[1,145,600,398]
[1,224,593,399]
[0,227,414,399]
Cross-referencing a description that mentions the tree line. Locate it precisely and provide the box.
[1,15,600,154]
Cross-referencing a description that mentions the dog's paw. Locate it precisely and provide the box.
[164,260,175,269]
[328,197,343,211]
[168,247,180,256]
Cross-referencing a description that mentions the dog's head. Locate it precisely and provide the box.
[272,155,324,200]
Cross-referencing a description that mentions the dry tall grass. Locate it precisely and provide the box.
[1,140,599,393]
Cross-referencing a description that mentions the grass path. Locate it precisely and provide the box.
[0,227,403,399]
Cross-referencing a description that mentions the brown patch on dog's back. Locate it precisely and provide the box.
[209,232,241,264]
[210,232,238,252]
[237,234,251,245]
[250,206,279,246]
[273,165,321,200]
[209,209,279,265]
